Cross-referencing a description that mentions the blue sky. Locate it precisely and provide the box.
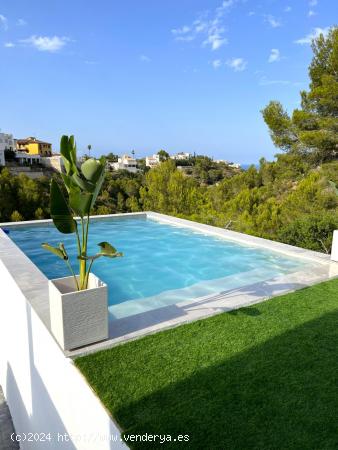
[0,0,335,163]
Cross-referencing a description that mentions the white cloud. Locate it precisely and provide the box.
[264,15,281,28]
[0,14,8,30]
[17,18,27,26]
[171,24,196,42]
[20,35,69,52]
[268,48,281,62]
[284,6,292,12]
[295,27,329,45]
[259,76,303,86]
[175,34,195,42]
[248,11,255,16]
[307,0,318,17]
[139,54,151,62]
[203,29,227,50]
[215,0,235,18]
[171,25,191,35]
[172,1,237,51]
[194,20,207,33]
[226,57,247,71]
[212,59,222,69]
[4,42,15,48]
[201,15,228,51]
[260,78,290,86]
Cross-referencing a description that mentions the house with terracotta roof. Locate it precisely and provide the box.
[16,136,52,157]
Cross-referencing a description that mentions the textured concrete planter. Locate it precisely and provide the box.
[49,273,108,350]
[331,230,338,262]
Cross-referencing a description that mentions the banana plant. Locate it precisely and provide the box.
[42,135,122,291]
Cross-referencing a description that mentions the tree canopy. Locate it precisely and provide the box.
[262,27,338,164]
[157,149,170,161]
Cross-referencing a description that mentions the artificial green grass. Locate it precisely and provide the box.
[75,279,338,449]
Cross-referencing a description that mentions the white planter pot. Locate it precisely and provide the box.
[49,273,108,351]
[331,230,338,262]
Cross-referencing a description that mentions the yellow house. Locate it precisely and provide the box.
[16,137,52,157]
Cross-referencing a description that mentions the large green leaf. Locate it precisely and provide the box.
[60,135,72,174]
[71,173,95,193]
[98,241,123,258]
[50,179,77,234]
[89,163,106,208]
[81,158,104,183]
[68,135,77,167]
[60,135,78,176]
[41,243,68,260]
[77,241,123,261]
[61,173,79,193]
[69,189,92,217]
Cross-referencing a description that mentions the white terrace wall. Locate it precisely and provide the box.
[0,260,127,450]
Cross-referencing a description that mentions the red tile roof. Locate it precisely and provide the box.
[17,137,51,146]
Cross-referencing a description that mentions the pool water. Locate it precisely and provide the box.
[8,217,309,319]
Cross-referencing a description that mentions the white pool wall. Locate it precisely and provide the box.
[0,257,127,449]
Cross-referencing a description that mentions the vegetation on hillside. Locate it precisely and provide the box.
[0,27,337,253]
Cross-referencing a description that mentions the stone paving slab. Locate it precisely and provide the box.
[0,386,19,450]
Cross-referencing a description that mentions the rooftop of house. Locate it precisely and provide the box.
[16,137,52,146]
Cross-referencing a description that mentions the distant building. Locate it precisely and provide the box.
[0,132,15,165]
[214,159,241,169]
[109,154,138,173]
[15,151,41,166]
[171,152,192,161]
[145,154,160,168]
[16,137,52,156]
[0,132,15,152]
[0,149,4,166]
[40,154,64,172]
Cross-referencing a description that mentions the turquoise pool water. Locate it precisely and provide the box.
[8,217,308,319]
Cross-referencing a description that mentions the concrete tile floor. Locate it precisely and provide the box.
[0,387,19,450]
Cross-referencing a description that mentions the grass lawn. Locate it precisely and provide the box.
[75,279,338,449]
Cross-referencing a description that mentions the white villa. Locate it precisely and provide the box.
[229,162,241,169]
[109,154,138,173]
[41,154,64,172]
[0,132,15,166]
[171,152,192,161]
[13,152,64,172]
[0,132,15,153]
[14,151,41,165]
[145,154,160,168]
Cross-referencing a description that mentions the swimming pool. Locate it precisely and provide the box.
[8,216,311,319]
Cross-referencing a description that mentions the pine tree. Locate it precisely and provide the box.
[262,27,338,164]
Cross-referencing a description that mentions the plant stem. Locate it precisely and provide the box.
[79,217,87,290]
[85,213,90,249]
[84,258,95,289]
[82,214,90,289]
[65,259,80,291]
[75,223,81,257]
